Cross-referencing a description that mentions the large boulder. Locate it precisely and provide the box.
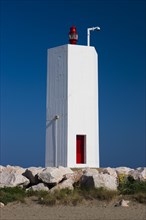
[80,168,99,188]
[65,169,83,183]
[50,178,74,192]
[27,183,49,192]
[83,168,99,175]
[1,165,26,175]
[23,167,43,185]
[58,166,74,176]
[102,167,117,178]
[0,166,5,172]
[38,167,64,184]
[115,167,134,176]
[138,167,146,181]
[80,168,118,190]
[0,171,30,187]
[94,173,118,190]
[129,167,146,181]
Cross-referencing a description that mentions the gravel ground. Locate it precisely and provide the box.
[0,199,146,220]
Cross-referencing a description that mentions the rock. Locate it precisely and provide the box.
[58,166,74,176]
[115,199,129,207]
[0,165,5,172]
[2,165,26,175]
[83,168,99,175]
[94,173,118,190]
[0,171,30,187]
[51,178,74,192]
[38,167,64,184]
[115,167,134,176]
[140,167,146,181]
[23,167,43,185]
[136,167,146,181]
[129,167,146,181]
[66,170,83,183]
[80,169,99,188]
[80,169,118,190]
[0,202,5,208]
[128,169,140,180]
[27,183,49,191]
[120,199,129,207]
[102,167,117,178]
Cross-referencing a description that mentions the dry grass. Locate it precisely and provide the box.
[38,187,118,206]
[1,176,146,206]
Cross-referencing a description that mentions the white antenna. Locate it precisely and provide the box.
[87,26,100,46]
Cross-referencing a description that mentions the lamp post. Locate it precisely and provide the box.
[87,26,100,46]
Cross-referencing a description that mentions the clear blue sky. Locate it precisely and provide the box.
[0,0,145,168]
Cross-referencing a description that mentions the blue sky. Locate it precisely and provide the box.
[0,0,145,168]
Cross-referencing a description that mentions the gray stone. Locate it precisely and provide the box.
[0,202,5,208]
[0,171,30,187]
[115,167,134,176]
[51,178,74,192]
[102,167,117,178]
[80,169,118,190]
[83,168,99,175]
[140,168,146,181]
[23,167,43,185]
[2,165,26,175]
[38,167,64,184]
[115,199,129,207]
[58,166,74,176]
[0,166,5,172]
[129,167,146,181]
[94,173,118,190]
[27,183,49,191]
[65,170,83,183]
[120,199,129,207]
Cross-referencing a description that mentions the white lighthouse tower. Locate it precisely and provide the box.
[46,26,99,168]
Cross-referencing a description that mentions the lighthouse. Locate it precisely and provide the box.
[46,26,99,168]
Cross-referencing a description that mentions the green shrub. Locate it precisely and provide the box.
[118,175,146,195]
[0,187,26,205]
[26,189,48,198]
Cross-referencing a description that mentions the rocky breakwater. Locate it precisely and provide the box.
[0,165,146,191]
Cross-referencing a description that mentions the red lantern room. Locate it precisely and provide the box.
[69,26,78,44]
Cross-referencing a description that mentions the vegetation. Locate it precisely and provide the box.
[0,186,117,206]
[118,175,146,204]
[38,187,118,206]
[118,175,146,195]
[0,176,146,205]
[0,187,26,205]
[38,188,82,206]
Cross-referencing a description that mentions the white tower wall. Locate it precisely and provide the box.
[46,46,68,167]
[46,44,99,168]
[67,45,99,167]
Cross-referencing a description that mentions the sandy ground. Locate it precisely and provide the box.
[0,198,146,220]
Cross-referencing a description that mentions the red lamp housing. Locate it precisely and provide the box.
[69,26,78,44]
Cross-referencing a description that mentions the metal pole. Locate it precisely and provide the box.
[87,28,90,46]
[55,119,57,167]
[54,115,59,167]
[87,27,101,46]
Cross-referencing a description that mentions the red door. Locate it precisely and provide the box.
[76,135,85,163]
